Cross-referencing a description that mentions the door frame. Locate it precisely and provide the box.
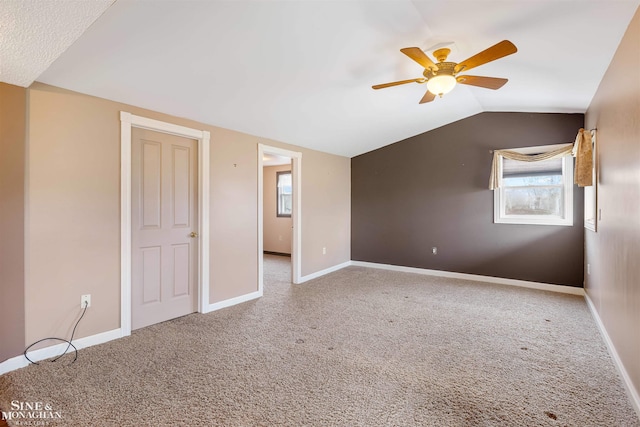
[258,144,302,289]
[120,111,210,336]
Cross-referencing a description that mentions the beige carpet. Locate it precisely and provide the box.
[1,255,638,426]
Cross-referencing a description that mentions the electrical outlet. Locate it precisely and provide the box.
[81,294,91,308]
[322,247,326,255]
[432,247,437,255]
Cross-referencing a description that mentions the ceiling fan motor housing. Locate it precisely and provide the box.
[423,62,456,80]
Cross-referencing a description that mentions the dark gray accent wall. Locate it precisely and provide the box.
[351,112,585,287]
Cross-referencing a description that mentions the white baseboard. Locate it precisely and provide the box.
[584,293,640,419]
[298,261,351,284]
[350,261,585,295]
[205,290,262,313]
[0,328,123,376]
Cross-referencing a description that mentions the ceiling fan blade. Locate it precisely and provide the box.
[419,90,436,104]
[456,75,508,90]
[400,47,438,71]
[454,40,517,73]
[372,78,425,90]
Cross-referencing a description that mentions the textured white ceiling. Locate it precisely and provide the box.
[263,153,291,167]
[4,0,639,157]
[0,0,114,87]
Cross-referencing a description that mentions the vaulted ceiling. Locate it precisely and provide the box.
[2,0,638,157]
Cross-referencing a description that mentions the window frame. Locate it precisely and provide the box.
[584,130,597,232]
[494,143,574,226]
[276,170,292,218]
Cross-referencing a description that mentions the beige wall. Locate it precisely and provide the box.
[585,6,640,406]
[207,126,261,302]
[0,83,27,362]
[263,165,292,254]
[301,150,351,275]
[16,83,351,354]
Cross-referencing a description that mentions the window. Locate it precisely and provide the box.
[276,171,292,217]
[494,144,573,226]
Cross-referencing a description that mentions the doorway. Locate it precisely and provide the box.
[262,156,292,285]
[258,144,302,292]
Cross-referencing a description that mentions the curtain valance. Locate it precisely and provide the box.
[489,129,593,189]
[573,128,593,187]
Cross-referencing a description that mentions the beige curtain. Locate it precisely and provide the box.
[489,129,594,189]
[489,145,573,189]
[573,128,593,187]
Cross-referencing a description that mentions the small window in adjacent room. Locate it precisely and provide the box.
[276,171,292,217]
[494,144,573,226]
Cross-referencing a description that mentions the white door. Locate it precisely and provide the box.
[131,128,198,330]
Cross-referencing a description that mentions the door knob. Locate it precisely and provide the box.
[190,232,198,238]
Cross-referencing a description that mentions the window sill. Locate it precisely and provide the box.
[494,217,573,226]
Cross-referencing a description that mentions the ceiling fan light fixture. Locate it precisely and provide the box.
[426,74,457,97]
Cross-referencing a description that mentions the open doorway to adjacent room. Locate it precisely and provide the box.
[258,144,302,293]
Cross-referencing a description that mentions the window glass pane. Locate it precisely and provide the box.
[503,186,563,216]
[280,194,292,215]
[503,175,563,187]
[277,173,292,190]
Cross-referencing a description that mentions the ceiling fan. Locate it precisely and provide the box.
[372,40,517,104]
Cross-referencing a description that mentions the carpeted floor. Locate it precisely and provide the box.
[1,255,638,426]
